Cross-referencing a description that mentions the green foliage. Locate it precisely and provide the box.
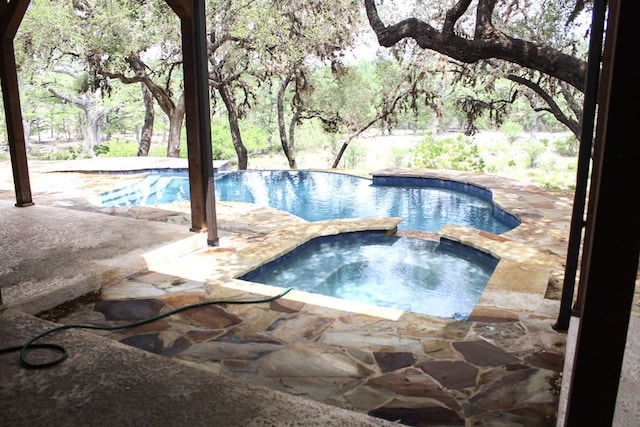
[295,121,331,152]
[29,145,84,160]
[412,135,485,172]
[7,0,585,173]
[148,144,168,157]
[390,146,412,167]
[343,141,367,169]
[500,121,524,144]
[92,144,110,156]
[521,140,547,168]
[210,118,269,160]
[211,119,237,161]
[554,135,579,157]
[97,139,139,157]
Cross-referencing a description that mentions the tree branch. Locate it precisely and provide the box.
[443,0,473,35]
[100,70,143,85]
[475,0,499,39]
[507,74,581,136]
[47,87,86,109]
[364,0,586,92]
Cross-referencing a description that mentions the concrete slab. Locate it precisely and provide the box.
[0,200,201,314]
[0,309,393,426]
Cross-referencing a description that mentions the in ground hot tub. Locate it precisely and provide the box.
[239,231,498,320]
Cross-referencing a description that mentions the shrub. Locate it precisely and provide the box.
[500,121,524,144]
[521,140,547,168]
[343,141,367,169]
[412,134,485,172]
[36,146,84,160]
[554,135,579,157]
[93,143,111,156]
[210,118,269,160]
[390,146,412,167]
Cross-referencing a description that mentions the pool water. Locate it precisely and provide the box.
[239,232,498,320]
[96,170,517,234]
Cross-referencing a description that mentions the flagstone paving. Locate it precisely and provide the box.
[10,161,584,426]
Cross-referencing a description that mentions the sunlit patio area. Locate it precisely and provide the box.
[4,158,635,425]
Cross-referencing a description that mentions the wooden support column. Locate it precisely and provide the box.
[0,0,34,207]
[166,0,218,244]
[564,0,640,425]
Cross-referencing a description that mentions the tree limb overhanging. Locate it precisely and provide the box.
[364,0,587,92]
[507,74,581,136]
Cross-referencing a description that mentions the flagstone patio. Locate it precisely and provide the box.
[0,158,608,425]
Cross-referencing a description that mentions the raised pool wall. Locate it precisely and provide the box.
[372,173,521,231]
[200,212,550,322]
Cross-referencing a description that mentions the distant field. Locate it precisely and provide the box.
[14,129,578,190]
[251,130,578,190]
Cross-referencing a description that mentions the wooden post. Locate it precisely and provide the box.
[563,0,640,424]
[166,0,218,243]
[1,0,34,207]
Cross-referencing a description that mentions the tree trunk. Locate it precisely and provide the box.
[85,108,104,157]
[277,76,297,169]
[166,94,185,158]
[137,83,154,156]
[287,112,299,169]
[22,120,31,144]
[47,87,114,157]
[219,84,248,169]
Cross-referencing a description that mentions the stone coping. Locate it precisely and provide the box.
[2,159,572,319]
[134,215,553,323]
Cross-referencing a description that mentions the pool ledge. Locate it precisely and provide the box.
[195,217,403,283]
[164,216,552,322]
[439,224,552,321]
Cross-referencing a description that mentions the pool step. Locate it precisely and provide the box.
[439,224,553,319]
[470,259,551,321]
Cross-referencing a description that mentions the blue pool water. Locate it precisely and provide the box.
[96,170,519,234]
[240,232,498,319]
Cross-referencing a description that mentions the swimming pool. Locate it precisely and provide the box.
[96,170,519,234]
[239,232,498,319]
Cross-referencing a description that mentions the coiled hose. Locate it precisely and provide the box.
[0,287,293,369]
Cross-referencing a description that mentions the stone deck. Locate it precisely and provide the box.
[1,158,635,426]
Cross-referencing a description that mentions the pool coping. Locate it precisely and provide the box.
[162,214,553,323]
[2,160,567,321]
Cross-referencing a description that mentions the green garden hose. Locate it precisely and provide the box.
[0,287,293,369]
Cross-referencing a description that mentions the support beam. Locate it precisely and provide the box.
[168,0,218,244]
[1,0,34,207]
[165,0,191,18]
[553,0,606,331]
[564,0,640,425]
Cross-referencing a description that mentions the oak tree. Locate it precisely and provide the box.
[364,0,592,137]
